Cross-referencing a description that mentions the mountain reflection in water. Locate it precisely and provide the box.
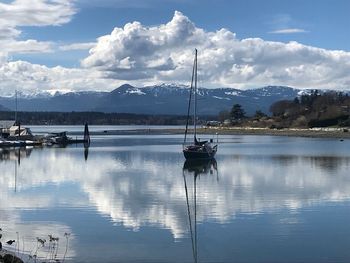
[0,134,349,262]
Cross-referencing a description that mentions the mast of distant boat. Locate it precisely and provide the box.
[15,90,21,139]
[193,49,198,143]
[15,90,17,125]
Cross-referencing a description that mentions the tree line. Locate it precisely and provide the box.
[269,90,350,127]
[215,90,350,128]
[0,111,190,125]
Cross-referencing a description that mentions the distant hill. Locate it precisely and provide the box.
[0,84,300,115]
[269,90,350,128]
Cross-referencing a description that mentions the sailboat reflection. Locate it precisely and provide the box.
[0,146,89,191]
[182,159,218,263]
[84,145,89,161]
[0,147,32,162]
[0,148,33,192]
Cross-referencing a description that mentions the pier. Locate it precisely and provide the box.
[0,122,90,148]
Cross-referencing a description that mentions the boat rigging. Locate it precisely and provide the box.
[183,49,218,160]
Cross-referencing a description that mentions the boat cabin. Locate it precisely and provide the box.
[0,120,15,138]
[0,120,34,140]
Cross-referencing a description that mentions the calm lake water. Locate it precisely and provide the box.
[1,126,350,262]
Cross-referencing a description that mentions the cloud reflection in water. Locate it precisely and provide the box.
[0,145,350,241]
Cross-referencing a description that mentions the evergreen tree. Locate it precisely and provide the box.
[230,104,245,120]
[254,110,267,119]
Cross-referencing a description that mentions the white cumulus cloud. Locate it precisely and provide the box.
[81,11,350,90]
[0,0,76,27]
[1,39,53,54]
[0,60,121,96]
[59,42,97,51]
[0,0,76,54]
[82,11,205,79]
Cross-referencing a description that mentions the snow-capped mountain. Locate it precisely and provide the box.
[92,84,299,115]
[0,84,300,115]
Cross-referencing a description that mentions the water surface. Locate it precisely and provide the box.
[1,127,350,262]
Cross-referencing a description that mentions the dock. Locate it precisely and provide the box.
[0,122,90,148]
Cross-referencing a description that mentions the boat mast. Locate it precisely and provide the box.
[184,50,196,144]
[194,49,198,141]
[15,90,17,125]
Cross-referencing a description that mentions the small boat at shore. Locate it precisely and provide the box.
[45,123,90,146]
[0,123,90,148]
[183,49,217,160]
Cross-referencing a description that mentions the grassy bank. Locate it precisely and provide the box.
[85,126,350,139]
[194,127,350,138]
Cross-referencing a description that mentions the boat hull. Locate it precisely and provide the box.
[183,145,217,160]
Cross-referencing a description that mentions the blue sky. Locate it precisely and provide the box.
[1,0,350,94]
[32,0,350,46]
[20,0,350,67]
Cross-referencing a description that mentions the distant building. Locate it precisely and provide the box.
[223,119,232,126]
[206,121,220,127]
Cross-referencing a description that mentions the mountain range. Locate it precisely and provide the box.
[0,84,301,115]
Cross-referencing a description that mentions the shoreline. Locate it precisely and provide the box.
[85,126,350,139]
[190,127,350,139]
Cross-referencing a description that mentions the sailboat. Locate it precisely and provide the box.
[183,49,218,160]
